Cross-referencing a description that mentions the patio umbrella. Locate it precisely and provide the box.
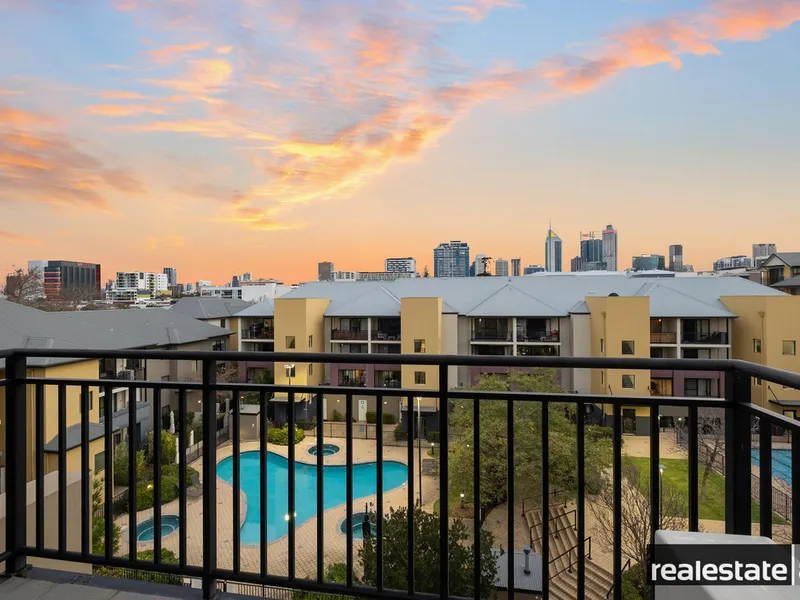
[170,410,176,434]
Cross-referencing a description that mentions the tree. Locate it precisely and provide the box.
[449,369,613,510]
[144,429,178,467]
[359,504,497,600]
[92,476,121,555]
[292,563,352,600]
[243,368,273,404]
[113,444,145,488]
[590,460,686,576]
[3,266,42,305]
[423,266,429,278]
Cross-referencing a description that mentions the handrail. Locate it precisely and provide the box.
[530,517,577,545]
[549,536,592,579]
[521,488,568,516]
[606,558,631,599]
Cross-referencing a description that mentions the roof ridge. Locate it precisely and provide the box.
[651,283,723,311]
[507,281,564,314]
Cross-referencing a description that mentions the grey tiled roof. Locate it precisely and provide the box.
[772,274,800,288]
[773,253,800,267]
[43,422,105,452]
[234,298,275,317]
[170,297,252,319]
[493,548,542,592]
[284,273,783,318]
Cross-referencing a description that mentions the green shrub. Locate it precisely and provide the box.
[137,548,178,563]
[145,429,178,466]
[267,425,305,446]
[587,425,613,441]
[135,473,178,511]
[296,419,316,430]
[161,463,198,486]
[113,445,145,488]
[332,410,344,422]
[366,411,377,424]
[394,429,407,441]
[292,563,354,600]
[427,431,440,444]
[382,413,396,425]
[621,563,648,600]
[94,549,180,586]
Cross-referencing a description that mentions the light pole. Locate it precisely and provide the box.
[416,397,423,506]
[285,364,295,423]
[658,463,666,530]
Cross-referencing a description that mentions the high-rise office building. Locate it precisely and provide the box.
[28,260,101,299]
[602,225,618,271]
[523,265,546,275]
[631,254,666,271]
[232,275,241,288]
[163,267,178,286]
[318,261,334,282]
[545,228,562,273]
[668,245,684,272]
[385,257,416,273]
[713,255,755,271]
[471,254,489,277]
[511,258,521,277]
[580,233,604,264]
[433,241,470,278]
[753,244,777,267]
[495,258,509,277]
[242,272,252,282]
[570,256,583,272]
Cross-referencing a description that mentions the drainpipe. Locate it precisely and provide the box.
[523,546,531,575]
[759,311,766,408]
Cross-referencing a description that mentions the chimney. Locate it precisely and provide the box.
[523,546,531,575]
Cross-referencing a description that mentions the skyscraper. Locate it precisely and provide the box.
[163,267,177,286]
[433,241,470,277]
[28,260,102,299]
[385,257,416,273]
[632,254,666,271]
[570,256,583,272]
[602,225,618,271]
[753,243,777,267]
[511,258,521,277]
[668,245,684,272]
[318,261,334,281]
[545,228,562,273]
[580,233,604,264]
[495,258,509,277]
[242,272,252,282]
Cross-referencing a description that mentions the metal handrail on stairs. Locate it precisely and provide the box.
[529,509,577,544]
[605,558,631,599]
[521,489,569,516]
[549,536,593,579]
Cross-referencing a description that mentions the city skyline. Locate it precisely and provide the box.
[1,1,799,284]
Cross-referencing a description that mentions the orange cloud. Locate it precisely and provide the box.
[84,104,166,116]
[451,0,522,22]
[148,42,209,62]
[0,105,55,127]
[217,46,233,55]
[213,205,303,232]
[145,58,233,94]
[98,90,148,99]
[0,230,39,245]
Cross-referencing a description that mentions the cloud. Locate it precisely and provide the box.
[450,0,523,22]
[213,205,304,231]
[148,42,209,63]
[145,58,233,94]
[146,235,185,251]
[0,230,39,245]
[98,90,148,99]
[84,104,166,116]
[217,46,233,55]
[0,105,56,127]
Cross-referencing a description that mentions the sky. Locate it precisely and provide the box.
[1,0,799,285]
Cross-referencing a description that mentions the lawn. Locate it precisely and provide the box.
[627,457,781,524]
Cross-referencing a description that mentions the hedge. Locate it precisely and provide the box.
[332,410,344,422]
[366,411,377,424]
[394,429,407,441]
[267,425,305,446]
[427,431,440,444]
[382,413,396,425]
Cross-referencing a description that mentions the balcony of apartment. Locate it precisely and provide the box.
[99,358,145,381]
[376,370,402,388]
[681,319,729,345]
[471,344,513,356]
[372,343,401,354]
[3,347,800,600]
[338,368,367,387]
[649,317,678,345]
[471,317,512,342]
[517,345,559,356]
[241,319,274,340]
[331,317,368,341]
[372,317,401,342]
[337,343,368,354]
[516,318,560,343]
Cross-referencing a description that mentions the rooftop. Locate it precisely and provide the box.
[170,297,252,320]
[772,274,800,288]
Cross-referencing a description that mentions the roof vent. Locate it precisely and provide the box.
[609,292,619,297]
[587,290,596,295]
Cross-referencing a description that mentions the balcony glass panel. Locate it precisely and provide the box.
[377,371,402,388]
[339,369,367,386]
[472,318,511,341]
[516,318,559,342]
[242,319,274,340]
[373,317,401,341]
[373,344,401,354]
[332,317,368,340]
[471,344,513,356]
[516,345,559,356]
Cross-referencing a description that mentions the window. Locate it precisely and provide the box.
[286,336,296,349]
[600,371,604,386]
[308,364,313,376]
[622,375,635,389]
[308,335,313,348]
[212,339,226,351]
[600,338,605,353]
[754,377,762,386]
[414,339,426,353]
[220,318,227,329]
[192,360,199,372]
[685,378,712,397]
[782,340,796,355]
[783,410,796,420]
[621,340,635,355]
[414,371,426,385]
[753,339,762,354]
[94,451,106,473]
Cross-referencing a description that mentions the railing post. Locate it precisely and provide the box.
[4,353,28,575]
[201,359,218,599]
[724,369,752,535]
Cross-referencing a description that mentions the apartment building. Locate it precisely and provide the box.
[247,273,797,435]
[28,260,102,299]
[199,280,292,302]
[758,252,800,286]
[233,299,276,383]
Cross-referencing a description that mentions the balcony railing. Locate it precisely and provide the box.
[1,348,799,600]
[517,330,560,343]
[331,329,368,341]
[372,332,401,341]
[682,331,728,344]
[242,327,274,340]
[650,332,677,344]
[471,330,513,342]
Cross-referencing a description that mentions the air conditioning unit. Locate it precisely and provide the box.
[117,369,135,380]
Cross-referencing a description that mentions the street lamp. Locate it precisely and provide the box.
[658,463,666,530]
[431,442,436,458]
[460,492,465,508]
[285,364,296,422]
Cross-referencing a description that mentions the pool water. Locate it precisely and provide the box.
[751,448,792,484]
[308,444,341,457]
[340,512,377,540]
[217,451,407,544]
[137,515,180,542]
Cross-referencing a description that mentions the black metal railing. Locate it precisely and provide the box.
[681,331,728,344]
[2,349,800,600]
[331,329,369,341]
[471,330,513,342]
[650,332,677,344]
[242,327,274,340]
[517,330,560,343]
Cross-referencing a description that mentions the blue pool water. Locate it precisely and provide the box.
[137,515,180,542]
[751,449,792,484]
[217,451,407,544]
[340,512,376,540]
[308,444,341,457]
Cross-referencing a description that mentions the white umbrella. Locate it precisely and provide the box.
[169,410,176,434]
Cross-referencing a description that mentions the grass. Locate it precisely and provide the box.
[627,457,784,524]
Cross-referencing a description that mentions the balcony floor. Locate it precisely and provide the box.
[0,573,195,600]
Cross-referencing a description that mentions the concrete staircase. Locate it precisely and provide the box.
[525,504,614,600]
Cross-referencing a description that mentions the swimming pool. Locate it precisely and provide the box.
[308,444,341,457]
[217,451,407,544]
[340,512,377,540]
[751,448,792,484]
[137,515,180,543]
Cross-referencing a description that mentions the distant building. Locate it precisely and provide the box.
[714,255,756,271]
[163,267,178,286]
[602,225,618,271]
[545,229,562,273]
[523,265,546,275]
[185,282,194,294]
[27,260,101,299]
[242,272,252,282]
[332,271,418,282]
[115,271,169,300]
[318,261,334,282]
[511,258,521,277]
[433,241,470,278]
[570,256,583,272]
[631,254,666,271]
[196,280,212,290]
[385,257,416,273]
[201,280,292,302]
[168,284,185,298]
[753,244,777,267]
[471,254,489,277]
[495,258,509,277]
[668,245,684,272]
[582,261,608,271]
[232,275,241,288]
[580,233,603,264]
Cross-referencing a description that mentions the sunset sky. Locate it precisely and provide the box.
[1,0,799,285]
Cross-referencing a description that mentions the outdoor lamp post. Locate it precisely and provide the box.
[285,364,296,421]
[659,463,666,530]
[460,492,465,508]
